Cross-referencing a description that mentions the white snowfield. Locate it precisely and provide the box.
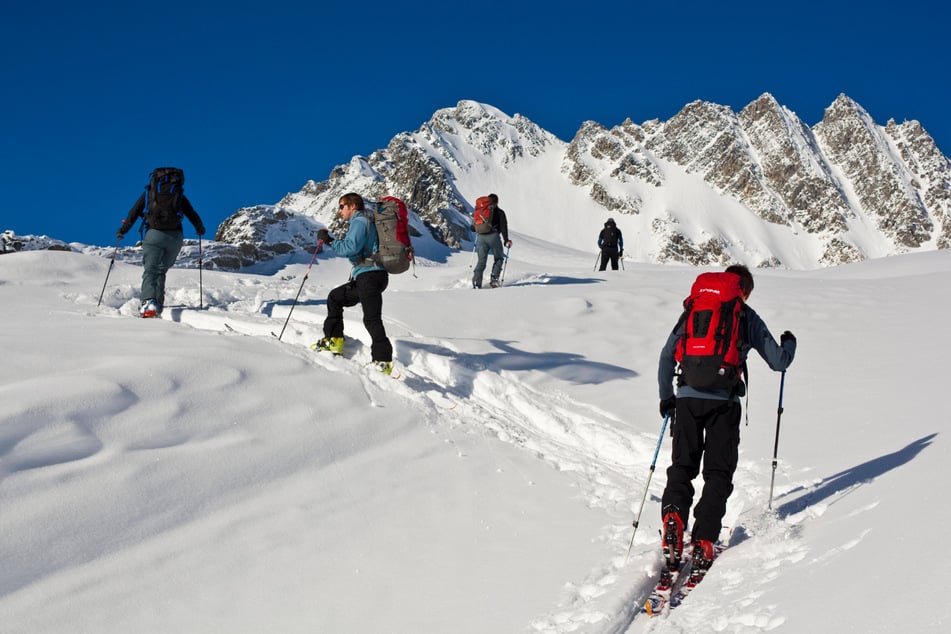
[1,237,949,633]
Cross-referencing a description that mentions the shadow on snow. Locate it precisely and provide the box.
[774,433,938,518]
[397,337,636,398]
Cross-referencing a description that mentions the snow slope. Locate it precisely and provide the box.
[1,235,949,633]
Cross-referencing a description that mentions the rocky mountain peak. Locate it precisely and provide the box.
[204,94,949,271]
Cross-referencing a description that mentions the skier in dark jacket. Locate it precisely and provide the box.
[472,193,512,288]
[117,170,205,318]
[597,218,623,270]
[657,264,796,579]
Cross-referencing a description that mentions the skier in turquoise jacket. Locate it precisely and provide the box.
[311,192,393,374]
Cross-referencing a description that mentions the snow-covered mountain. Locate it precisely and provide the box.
[5,95,948,271]
[208,94,950,271]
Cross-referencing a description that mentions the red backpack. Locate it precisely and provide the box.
[674,272,746,391]
[473,196,494,234]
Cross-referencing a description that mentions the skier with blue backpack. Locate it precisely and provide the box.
[116,167,205,318]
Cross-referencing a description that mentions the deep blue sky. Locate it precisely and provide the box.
[3,0,948,247]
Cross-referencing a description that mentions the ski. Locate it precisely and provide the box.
[668,543,725,610]
[641,555,691,617]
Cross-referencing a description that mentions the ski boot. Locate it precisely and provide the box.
[310,336,344,355]
[686,539,716,585]
[140,299,159,318]
[662,511,685,569]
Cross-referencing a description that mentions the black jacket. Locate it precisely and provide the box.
[492,207,510,243]
[598,226,623,250]
[119,192,204,236]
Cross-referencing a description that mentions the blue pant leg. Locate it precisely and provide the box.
[489,234,504,280]
[472,235,491,286]
[141,229,184,306]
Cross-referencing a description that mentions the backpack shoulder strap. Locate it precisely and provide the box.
[354,211,377,263]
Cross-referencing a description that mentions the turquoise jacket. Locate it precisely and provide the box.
[329,211,385,278]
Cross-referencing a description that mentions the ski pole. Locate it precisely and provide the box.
[468,242,477,269]
[277,240,321,341]
[767,370,787,510]
[198,235,204,310]
[593,250,601,271]
[627,413,671,560]
[97,236,121,307]
[620,251,625,270]
[498,243,512,285]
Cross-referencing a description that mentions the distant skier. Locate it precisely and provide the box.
[471,193,512,289]
[116,167,205,318]
[597,218,623,270]
[657,264,796,582]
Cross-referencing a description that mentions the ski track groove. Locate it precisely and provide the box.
[114,298,809,634]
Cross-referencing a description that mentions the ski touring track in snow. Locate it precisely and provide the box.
[124,296,667,631]
[82,278,834,634]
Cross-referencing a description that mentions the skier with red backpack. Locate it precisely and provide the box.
[657,264,796,584]
[471,193,512,289]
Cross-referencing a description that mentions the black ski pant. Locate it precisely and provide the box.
[323,270,392,362]
[599,247,619,270]
[661,397,742,544]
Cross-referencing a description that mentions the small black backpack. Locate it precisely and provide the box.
[601,226,620,248]
[145,167,185,230]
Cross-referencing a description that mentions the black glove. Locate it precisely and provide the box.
[659,396,676,418]
[619,249,624,257]
[317,229,333,244]
[195,225,206,236]
[116,228,125,239]
[781,330,796,344]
